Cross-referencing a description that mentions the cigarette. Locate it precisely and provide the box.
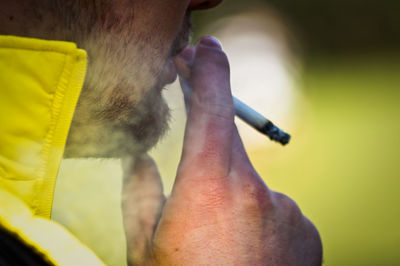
[233,97,291,145]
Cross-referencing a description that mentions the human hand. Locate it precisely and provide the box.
[122,37,322,266]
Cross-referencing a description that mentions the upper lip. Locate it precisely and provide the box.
[172,41,190,58]
[171,15,192,58]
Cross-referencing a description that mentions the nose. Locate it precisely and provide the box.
[188,0,223,10]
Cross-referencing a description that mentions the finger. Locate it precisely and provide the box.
[174,46,195,114]
[176,47,253,176]
[230,125,253,174]
[229,125,265,184]
[230,126,256,182]
[121,154,165,265]
[177,37,234,177]
[229,126,272,205]
[174,46,195,80]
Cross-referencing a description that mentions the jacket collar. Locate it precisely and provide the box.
[0,35,87,218]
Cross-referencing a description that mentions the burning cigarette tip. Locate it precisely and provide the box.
[260,122,291,145]
[233,97,291,146]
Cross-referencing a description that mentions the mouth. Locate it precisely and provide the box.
[171,41,190,58]
[159,44,189,86]
[160,37,191,86]
[160,58,179,85]
[159,14,192,86]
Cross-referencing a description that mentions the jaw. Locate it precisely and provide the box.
[65,86,171,159]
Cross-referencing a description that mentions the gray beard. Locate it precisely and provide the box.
[64,81,171,159]
[55,5,190,159]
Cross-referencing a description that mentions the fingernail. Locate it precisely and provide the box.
[179,46,195,63]
[199,36,222,48]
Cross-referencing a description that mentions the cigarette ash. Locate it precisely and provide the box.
[260,122,291,145]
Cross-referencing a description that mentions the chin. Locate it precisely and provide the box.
[64,84,171,159]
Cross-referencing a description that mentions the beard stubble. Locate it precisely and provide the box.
[64,10,192,158]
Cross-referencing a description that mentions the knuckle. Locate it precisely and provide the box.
[304,217,323,260]
[238,180,273,212]
[272,192,303,226]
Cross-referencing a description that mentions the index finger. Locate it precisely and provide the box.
[176,37,234,177]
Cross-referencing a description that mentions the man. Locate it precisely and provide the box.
[0,0,322,265]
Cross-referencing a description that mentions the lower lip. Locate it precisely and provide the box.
[161,59,178,85]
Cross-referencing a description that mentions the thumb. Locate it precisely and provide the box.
[174,45,195,114]
[121,154,165,265]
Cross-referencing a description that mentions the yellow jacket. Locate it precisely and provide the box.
[0,35,105,265]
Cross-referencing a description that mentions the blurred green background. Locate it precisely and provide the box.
[192,1,400,265]
[53,1,400,265]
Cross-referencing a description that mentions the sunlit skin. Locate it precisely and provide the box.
[122,37,322,265]
[0,0,322,265]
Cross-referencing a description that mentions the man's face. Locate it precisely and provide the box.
[59,0,221,158]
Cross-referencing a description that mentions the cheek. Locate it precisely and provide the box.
[126,1,189,91]
[94,0,189,101]
[136,1,189,53]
